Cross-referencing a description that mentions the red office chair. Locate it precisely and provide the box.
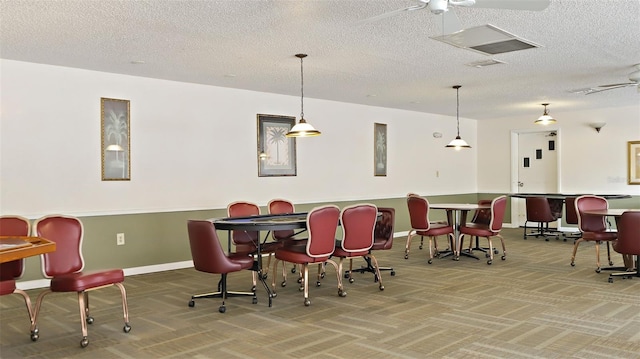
[523,197,560,240]
[405,195,454,263]
[571,195,617,273]
[31,215,130,348]
[187,220,257,312]
[563,196,581,240]
[459,196,508,265]
[0,216,35,330]
[334,204,384,291]
[273,205,342,306]
[346,207,396,281]
[608,211,640,283]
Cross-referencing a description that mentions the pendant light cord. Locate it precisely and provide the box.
[300,56,304,119]
[456,86,460,136]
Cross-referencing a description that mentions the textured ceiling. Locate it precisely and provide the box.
[1,0,639,120]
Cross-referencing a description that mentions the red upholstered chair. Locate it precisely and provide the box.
[467,199,495,255]
[0,216,35,329]
[608,211,640,283]
[267,199,298,280]
[523,197,560,240]
[563,196,581,240]
[31,215,130,348]
[187,220,257,312]
[571,195,617,273]
[334,204,385,291]
[346,207,396,281]
[273,205,342,306]
[459,196,508,265]
[405,195,454,263]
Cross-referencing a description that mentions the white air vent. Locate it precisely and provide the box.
[465,59,506,68]
[431,24,541,55]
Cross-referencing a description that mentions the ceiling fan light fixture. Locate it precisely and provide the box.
[535,103,556,125]
[286,54,321,138]
[446,85,471,150]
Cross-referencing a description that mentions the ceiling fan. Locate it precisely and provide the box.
[358,0,551,34]
[571,65,640,95]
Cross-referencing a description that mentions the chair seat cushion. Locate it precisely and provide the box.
[275,246,329,264]
[50,269,124,292]
[582,231,617,241]
[371,237,392,250]
[333,247,369,258]
[416,222,453,237]
[460,223,496,237]
[0,279,17,296]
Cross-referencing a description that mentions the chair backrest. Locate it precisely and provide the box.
[33,215,84,278]
[471,199,492,225]
[407,195,431,231]
[0,215,30,281]
[305,205,340,258]
[565,197,579,225]
[525,197,555,222]
[268,199,295,240]
[374,207,395,249]
[187,220,243,274]
[614,211,640,255]
[227,201,260,245]
[488,196,508,232]
[575,195,608,233]
[340,204,378,253]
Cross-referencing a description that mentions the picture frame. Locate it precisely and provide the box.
[628,140,640,185]
[374,123,387,176]
[257,114,297,177]
[101,97,130,181]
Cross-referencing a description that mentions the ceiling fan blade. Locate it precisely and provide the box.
[472,0,551,11]
[356,3,428,25]
[436,9,463,34]
[597,82,635,88]
[585,84,633,95]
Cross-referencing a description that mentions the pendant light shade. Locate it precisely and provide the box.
[535,103,556,125]
[445,85,471,150]
[286,54,321,137]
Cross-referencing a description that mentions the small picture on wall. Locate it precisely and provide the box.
[628,140,640,185]
[101,97,130,181]
[374,123,387,176]
[257,114,297,177]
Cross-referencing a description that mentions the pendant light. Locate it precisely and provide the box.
[286,54,321,137]
[535,103,556,125]
[445,85,471,150]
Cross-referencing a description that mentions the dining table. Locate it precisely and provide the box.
[429,203,490,261]
[0,236,56,263]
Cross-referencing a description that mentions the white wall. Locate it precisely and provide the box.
[0,60,477,217]
[477,104,640,196]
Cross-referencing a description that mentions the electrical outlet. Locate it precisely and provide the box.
[116,233,125,246]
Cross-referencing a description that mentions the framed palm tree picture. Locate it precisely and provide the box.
[101,97,130,181]
[257,114,297,177]
[374,123,387,176]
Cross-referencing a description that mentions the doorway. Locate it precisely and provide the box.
[510,129,561,227]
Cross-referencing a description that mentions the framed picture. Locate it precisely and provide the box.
[257,114,297,177]
[628,140,640,185]
[374,123,387,176]
[101,98,130,181]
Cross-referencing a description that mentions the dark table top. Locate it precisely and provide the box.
[508,193,631,200]
[211,212,308,231]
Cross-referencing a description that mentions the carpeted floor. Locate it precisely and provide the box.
[1,228,639,358]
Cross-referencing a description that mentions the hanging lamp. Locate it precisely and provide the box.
[535,103,556,125]
[445,85,471,150]
[286,54,321,137]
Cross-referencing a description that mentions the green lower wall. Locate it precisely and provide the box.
[22,193,640,282]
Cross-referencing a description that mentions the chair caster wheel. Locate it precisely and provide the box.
[390,271,395,276]
[349,278,355,283]
[219,306,226,313]
[453,256,460,261]
[494,249,499,254]
[299,286,304,292]
[80,337,89,348]
[252,297,258,304]
[251,286,257,292]
[320,272,325,279]
[338,289,347,297]
[595,268,601,273]
[609,261,614,266]
[501,255,506,260]
[297,277,302,284]
[344,273,350,279]
[261,273,268,280]
[487,260,492,265]
[188,300,195,307]
[427,259,432,264]
[316,281,321,287]
[30,330,39,342]
[379,285,384,291]
[86,316,94,324]
[281,281,287,287]
[419,245,423,250]
[123,324,131,333]
[404,254,409,260]
[304,299,311,306]
[608,277,614,283]
[570,262,575,267]
[291,267,296,274]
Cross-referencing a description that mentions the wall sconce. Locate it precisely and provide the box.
[589,122,606,133]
